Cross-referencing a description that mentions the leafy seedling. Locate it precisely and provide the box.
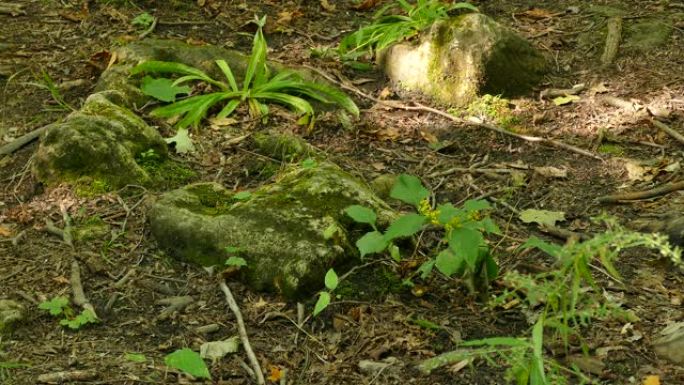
[131,15,359,152]
[313,268,339,316]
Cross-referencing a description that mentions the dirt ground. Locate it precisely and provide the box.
[1,0,683,384]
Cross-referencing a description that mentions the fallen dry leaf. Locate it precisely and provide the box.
[518,8,559,19]
[320,0,335,12]
[0,224,13,237]
[534,166,567,178]
[267,366,283,382]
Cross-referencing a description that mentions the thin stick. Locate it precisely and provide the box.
[600,16,622,68]
[652,119,684,146]
[220,281,265,385]
[71,260,98,318]
[597,180,684,203]
[303,65,602,160]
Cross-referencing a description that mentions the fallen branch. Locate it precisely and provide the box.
[597,180,684,203]
[303,65,602,161]
[37,370,97,383]
[600,16,622,67]
[0,125,49,156]
[540,83,586,99]
[652,119,684,146]
[44,218,73,247]
[71,260,98,319]
[220,280,265,385]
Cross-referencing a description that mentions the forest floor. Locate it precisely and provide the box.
[1,0,683,384]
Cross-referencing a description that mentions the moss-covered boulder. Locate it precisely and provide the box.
[149,162,395,299]
[0,299,25,335]
[32,91,169,189]
[381,13,547,106]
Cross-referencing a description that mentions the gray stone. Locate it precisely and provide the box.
[653,322,684,364]
[381,13,547,106]
[149,162,394,299]
[0,299,25,335]
[32,91,168,189]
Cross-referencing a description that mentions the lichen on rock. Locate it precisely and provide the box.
[381,13,547,106]
[32,91,169,189]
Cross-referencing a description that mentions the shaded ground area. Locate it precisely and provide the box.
[1,0,683,384]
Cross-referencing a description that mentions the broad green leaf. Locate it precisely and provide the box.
[384,213,426,241]
[448,227,483,270]
[324,269,338,291]
[313,291,331,316]
[390,174,429,207]
[165,128,195,154]
[141,76,190,102]
[225,256,247,267]
[164,348,211,379]
[478,217,501,235]
[344,205,377,226]
[39,296,69,316]
[520,236,562,258]
[253,91,314,116]
[411,318,441,330]
[124,353,147,363]
[436,203,462,225]
[519,209,566,227]
[435,249,464,277]
[462,199,491,213]
[233,191,252,201]
[356,231,387,257]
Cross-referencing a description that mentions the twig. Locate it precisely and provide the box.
[138,16,158,39]
[37,370,97,383]
[597,180,684,203]
[600,16,622,68]
[0,125,49,156]
[0,2,25,16]
[44,218,73,247]
[71,260,98,318]
[652,119,684,146]
[220,281,265,385]
[302,65,602,161]
[540,83,586,99]
[429,167,515,178]
[156,295,194,320]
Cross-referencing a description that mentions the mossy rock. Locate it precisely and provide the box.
[149,162,395,299]
[381,13,547,106]
[252,130,320,162]
[32,92,170,189]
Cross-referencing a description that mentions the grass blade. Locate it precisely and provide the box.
[215,60,239,92]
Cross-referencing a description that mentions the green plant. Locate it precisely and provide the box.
[338,0,478,60]
[26,71,74,111]
[131,15,359,145]
[164,348,210,379]
[313,268,339,316]
[131,12,154,29]
[497,218,681,346]
[38,296,98,330]
[345,174,500,294]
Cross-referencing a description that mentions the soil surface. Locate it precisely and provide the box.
[1,0,683,384]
